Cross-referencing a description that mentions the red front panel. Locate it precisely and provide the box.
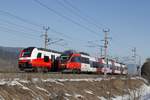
[31,58,51,69]
[66,53,81,70]
[111,60,116,74]
[96,68,103,73]
[67,62,81,70]
[59,53,81,70]
[18,59,31,64]
[19,58,52,69]
[19,50,24,57]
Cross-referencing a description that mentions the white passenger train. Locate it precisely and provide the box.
[18,47,61,72]
[18,48,128,74]
[59,50,128,74]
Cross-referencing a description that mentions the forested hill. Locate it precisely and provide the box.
[141,58,150,83]
[0,46,21,72]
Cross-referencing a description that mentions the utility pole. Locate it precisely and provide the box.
[138,55,141,76]
[100,46,103,57]
[87,41,104,57]
[132,47,140,75]
[41,26,64,49]
[43,26,50,49]
[132,47,136,65]
[102,28,111,75]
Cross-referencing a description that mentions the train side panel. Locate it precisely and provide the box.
[18,47,61,72]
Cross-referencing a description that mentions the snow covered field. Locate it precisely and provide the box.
[0,73,149,100]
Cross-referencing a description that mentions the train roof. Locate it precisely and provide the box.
[24,47,62,54]
[63,50,77,54]
[62,50,90,56]
[79,52,90,56]
[38,48,62,54]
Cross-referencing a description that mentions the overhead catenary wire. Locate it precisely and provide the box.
[0,29,41,47]
[0,30,39,43]
[33,0,100,36]
[56,0,103,29]
[0,9,93,48]
[0,9,45,41]
[0,25,41,40]
[0,10,43,28]
[0,18,42,33]
[50,28,91,45]
[63,0,106,28]
[0,9,79,42]
[55,0,94,27]
[50,28,73,40]
[0,16,71,41]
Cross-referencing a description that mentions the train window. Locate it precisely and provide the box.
[22,52,31,57]
[81,57,89,64]
[92,62,99,68]
[22,47,34,57]
[61,55,69,60]
[109,65,113,69]
[44,56,49,62]
[117,67,120,70]
[71,56,81,63]
[51,55,55,62]
[99,64,104,68]
[37,53,42,58]
[110,65,113,69]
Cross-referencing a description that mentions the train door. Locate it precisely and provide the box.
[67,55,81,70]
[108,61,112,74]
[51,55,56,71]
[51,55,55,62]
[81,57,91,72]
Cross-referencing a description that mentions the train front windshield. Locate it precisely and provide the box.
[60,55,70,63]
[21,47,34,57]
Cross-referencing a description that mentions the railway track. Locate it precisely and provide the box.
[0,71,127,80]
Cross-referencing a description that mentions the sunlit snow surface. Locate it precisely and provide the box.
[0,77,149,100]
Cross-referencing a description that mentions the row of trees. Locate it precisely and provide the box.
[0,46,20,72]
[141,58,150,83]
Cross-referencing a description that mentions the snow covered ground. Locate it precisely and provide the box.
[111,83,150,100]
[0,76,149,100]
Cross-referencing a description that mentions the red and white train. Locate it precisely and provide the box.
[18,47,128,75]
[18,47,61,72]
[59,50,128,74]
[59,50,98,73]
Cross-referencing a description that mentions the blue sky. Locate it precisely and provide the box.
[0,0,149,63]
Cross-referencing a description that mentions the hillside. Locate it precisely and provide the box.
[0,46,142,75]
[0,73,149,100]
[141,59,150,83]
[0,46,21,72]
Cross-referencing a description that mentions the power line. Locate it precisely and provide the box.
[0,25,41,40]
[0,9,89,42]
[50,28,72,40]
[0,9,80,43]
[33,0,99,36]
[0,9,72,48]
[0,9,94,49]
[0,18,42,33]
[0,10,43,28]
[56,0,100,29]
[42,26,65,49]
[51,28,95,50]
[0,29,41,47]
[102,28,111,76]
[0,30,39,43]
[132,47,137,64]
[87,40,104,57]
[63,0,106,28]
[50,28,90,43]
[48,39,64,45]
[42,26,50,49]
